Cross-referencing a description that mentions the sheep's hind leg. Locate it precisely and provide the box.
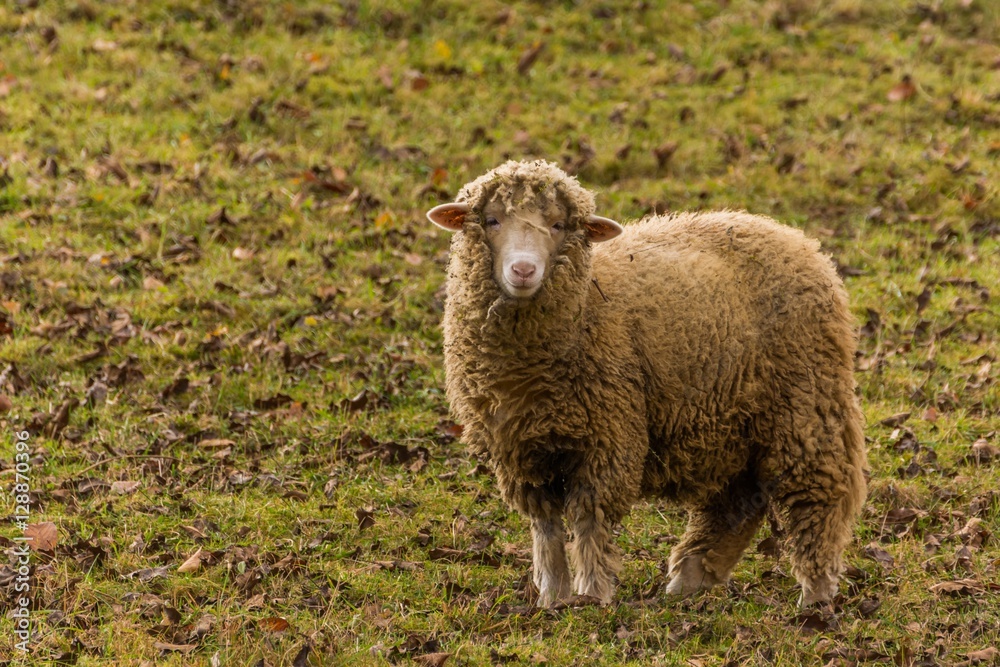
[665,475,766,598]
[525,489,572,607]
[768,383,867,607]
[565,486,621,604]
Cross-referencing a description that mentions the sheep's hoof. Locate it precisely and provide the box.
[535,586,573,609]
[663,556,720,597]
[798,574,839,608]
[535,572,573,608]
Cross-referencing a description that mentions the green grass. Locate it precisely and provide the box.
[1,0,999,664]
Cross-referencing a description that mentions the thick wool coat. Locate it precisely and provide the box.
[442,161,866,588]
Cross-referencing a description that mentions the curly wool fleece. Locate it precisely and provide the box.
[440,160,867,606]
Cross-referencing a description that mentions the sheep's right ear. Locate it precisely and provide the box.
[426,203,470,232]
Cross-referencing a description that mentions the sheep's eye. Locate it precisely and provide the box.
[551,221,565,232]
[485,217,500,228]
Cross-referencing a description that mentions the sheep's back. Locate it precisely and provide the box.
[589,211,855,500]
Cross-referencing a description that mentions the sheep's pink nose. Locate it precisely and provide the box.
[511,261,536,281]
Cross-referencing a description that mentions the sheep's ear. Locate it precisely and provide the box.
[427,203,470,231]
[584,214,623,243]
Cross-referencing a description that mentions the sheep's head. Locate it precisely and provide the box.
[426,160,622,299]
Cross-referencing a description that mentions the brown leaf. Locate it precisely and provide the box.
[339,389,370,413]
[929,578,983,596]
[154,642,196,654]
[415,653,452,667]
[792,610,836,633]
[258,617,290,633]
[884,508,922,524]
[292,644,312,667]
[177,548,203,574]
[968,438,1000,465]
[517,41,546,75]
[864,543,895,569]
[356,507,375,531]
[254,393,293,410]
[966,647,999,664]
[44,398,78,438]
[25,522,59,551]
[406,70,430,91]
[653,141,679,168]
[0,394,11,412]
[916,285,934,313]
[198,438,236,450]
[160,376,189,399]
[880,412,911,427]
[857,597,881,618]
[111,480,141,495]
[188,614,215,641]
[887,75,916,102]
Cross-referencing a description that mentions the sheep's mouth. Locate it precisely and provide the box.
[504,283,541,299]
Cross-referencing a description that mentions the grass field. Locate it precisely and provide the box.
[1,0,999,664]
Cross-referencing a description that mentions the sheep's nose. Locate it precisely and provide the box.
[511,261,536,281]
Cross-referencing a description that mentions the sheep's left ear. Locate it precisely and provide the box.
[427,203,470,232]
[584,214,623,243]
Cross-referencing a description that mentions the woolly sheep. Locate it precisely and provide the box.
[426,160,867,607]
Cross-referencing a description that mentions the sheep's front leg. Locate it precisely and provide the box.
[564,484,621,604]
[525,488,572,607]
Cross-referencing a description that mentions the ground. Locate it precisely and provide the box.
[0,0,999,665]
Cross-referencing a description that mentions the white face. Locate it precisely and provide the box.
[480,199,567,299]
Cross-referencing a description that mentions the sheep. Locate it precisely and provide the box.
[426,159,867,608]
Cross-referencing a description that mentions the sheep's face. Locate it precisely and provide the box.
[479,199,566,298]
[427,189,623,300]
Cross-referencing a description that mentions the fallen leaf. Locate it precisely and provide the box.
[517,41,546,75]
[880,412,911,427]
[356,508,375,531]
[177,548,203,574]
[929,579,983,596]
[415,653,452,667]
[25,522,59,551]
[111,480,141,495]
[864,543,895,569]
[888,75,916,102]
[857,597,881,617]
[884,508,922,524]
[916,285,934,313]
[154,642,196,654]
[969,438,999,465]
[292,644,312,667]
[793,610,836,632]
[258,617,290,633]
[966,647,999,664]
[198,438,236,449]
[653,141,679,168]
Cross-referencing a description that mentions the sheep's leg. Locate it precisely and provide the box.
[779,466,865,606]
[665,474,766,597]
[525,489,572,607]
[767,381,867,607]
[564,485,620,604]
